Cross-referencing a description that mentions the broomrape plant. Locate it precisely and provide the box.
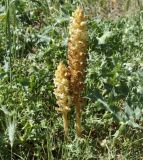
[54,7,88,137]
[67,7,87,137]
[53,62,71,138]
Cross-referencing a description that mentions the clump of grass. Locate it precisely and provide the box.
[53,62,71,138]
[67,7,88,137]
[7,116,17,149]
[1,107,17,159]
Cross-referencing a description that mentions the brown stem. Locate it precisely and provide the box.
[75,99,82,137]
[62,111,68,138]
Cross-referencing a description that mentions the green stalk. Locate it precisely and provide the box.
[5,0,12,82]
[137,0,142,55]
[12,1,17,58]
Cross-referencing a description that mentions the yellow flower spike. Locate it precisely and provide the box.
[68,7,88,137]
[54,62,70,138]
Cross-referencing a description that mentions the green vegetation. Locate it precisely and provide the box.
[0,0,143,159]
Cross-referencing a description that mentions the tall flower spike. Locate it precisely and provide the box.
[54,62,70,137]
[68,7,88,136]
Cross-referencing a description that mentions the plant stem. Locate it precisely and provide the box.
[62,111,69,138]
[11,147,12,160]
[75,98,81,137]
[6,0,12,82]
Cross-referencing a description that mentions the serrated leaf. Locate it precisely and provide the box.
[134,107,142,119]
[97,31,113,44]
[124,102,133,118]
[127,120,143,129]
